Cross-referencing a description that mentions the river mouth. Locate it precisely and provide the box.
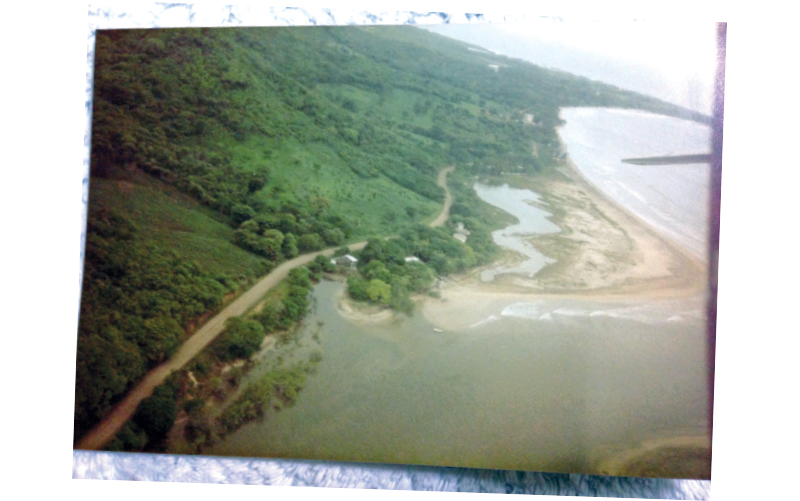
[208,108,712,478]
[209,280,710,478]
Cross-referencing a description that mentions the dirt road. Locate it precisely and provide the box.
[77,166,459,451]
[429,166,455,227]
[76,241,368,451]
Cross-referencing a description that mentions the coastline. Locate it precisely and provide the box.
[335,287,395,324]
[422,130,709,331]
[415,136,714,477]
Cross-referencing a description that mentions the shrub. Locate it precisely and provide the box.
[217,317,266,359]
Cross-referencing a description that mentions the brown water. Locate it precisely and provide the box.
[209,280,709,474]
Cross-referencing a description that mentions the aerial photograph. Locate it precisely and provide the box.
[74,21,720,480]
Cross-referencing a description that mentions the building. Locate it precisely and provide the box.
[404,256,421,263]
[453,222,471,243]
[331,254,358,269]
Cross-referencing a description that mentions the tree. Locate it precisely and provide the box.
[347,276,370,301]
[288,267,312,289]
[358,239,385,265]
[366,279,392,304]
[257,302,283,331]
[321,228,345,246]
[313,253,335,273]
[231,204,256,225]
[133,384,177,439]
[298,233,324,253]
[283,286,310,320]
[405,261,435,292]
[247,168,270,193]
[139,316,182,365]
[282,233,298,258]
[362,260,392,283]
[277,213,299,234]
[218,316,266,359]
[107,420,148,452]
[260,229,285,261]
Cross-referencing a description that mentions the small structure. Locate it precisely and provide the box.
[404,256,421,263]
[453,222,471,243]
[331,254,358,269]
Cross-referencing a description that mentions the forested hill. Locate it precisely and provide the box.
[76,25,700,443]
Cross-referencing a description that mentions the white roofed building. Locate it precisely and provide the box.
[453,222,471,243]
[331,254,358,269]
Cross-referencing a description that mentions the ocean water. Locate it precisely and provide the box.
[558,108,712,258]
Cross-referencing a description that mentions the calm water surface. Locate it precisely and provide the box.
[211,280,708,472]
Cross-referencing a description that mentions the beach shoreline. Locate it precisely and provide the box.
[422,139,709,331]
[335,287,395,324]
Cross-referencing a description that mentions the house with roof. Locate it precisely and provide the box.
[453,222,471,243]
[331,254,358,269]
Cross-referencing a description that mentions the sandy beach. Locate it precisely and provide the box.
[422,158,709,331]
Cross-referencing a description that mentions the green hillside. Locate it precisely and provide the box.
[76,25,703,444]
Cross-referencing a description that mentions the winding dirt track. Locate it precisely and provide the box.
[76,167,456,451]
[429,166,455,227]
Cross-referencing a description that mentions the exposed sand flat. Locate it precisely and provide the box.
[336,289,395,324]
[423,159,709,331]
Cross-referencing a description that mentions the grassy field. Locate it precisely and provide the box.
[88,171,267,280]
[224,136,442,239]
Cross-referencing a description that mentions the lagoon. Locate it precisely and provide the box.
[473,183,560,281]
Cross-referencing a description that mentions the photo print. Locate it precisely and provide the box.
[75,6,723,493]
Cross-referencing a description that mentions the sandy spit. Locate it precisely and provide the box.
[335,289,395,324]
[422,158,709,331]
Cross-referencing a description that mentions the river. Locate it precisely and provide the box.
[208,108,712,476]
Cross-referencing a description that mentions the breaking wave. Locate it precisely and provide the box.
[498,300,705,325]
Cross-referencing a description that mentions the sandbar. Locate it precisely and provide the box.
[423,157,709,331]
